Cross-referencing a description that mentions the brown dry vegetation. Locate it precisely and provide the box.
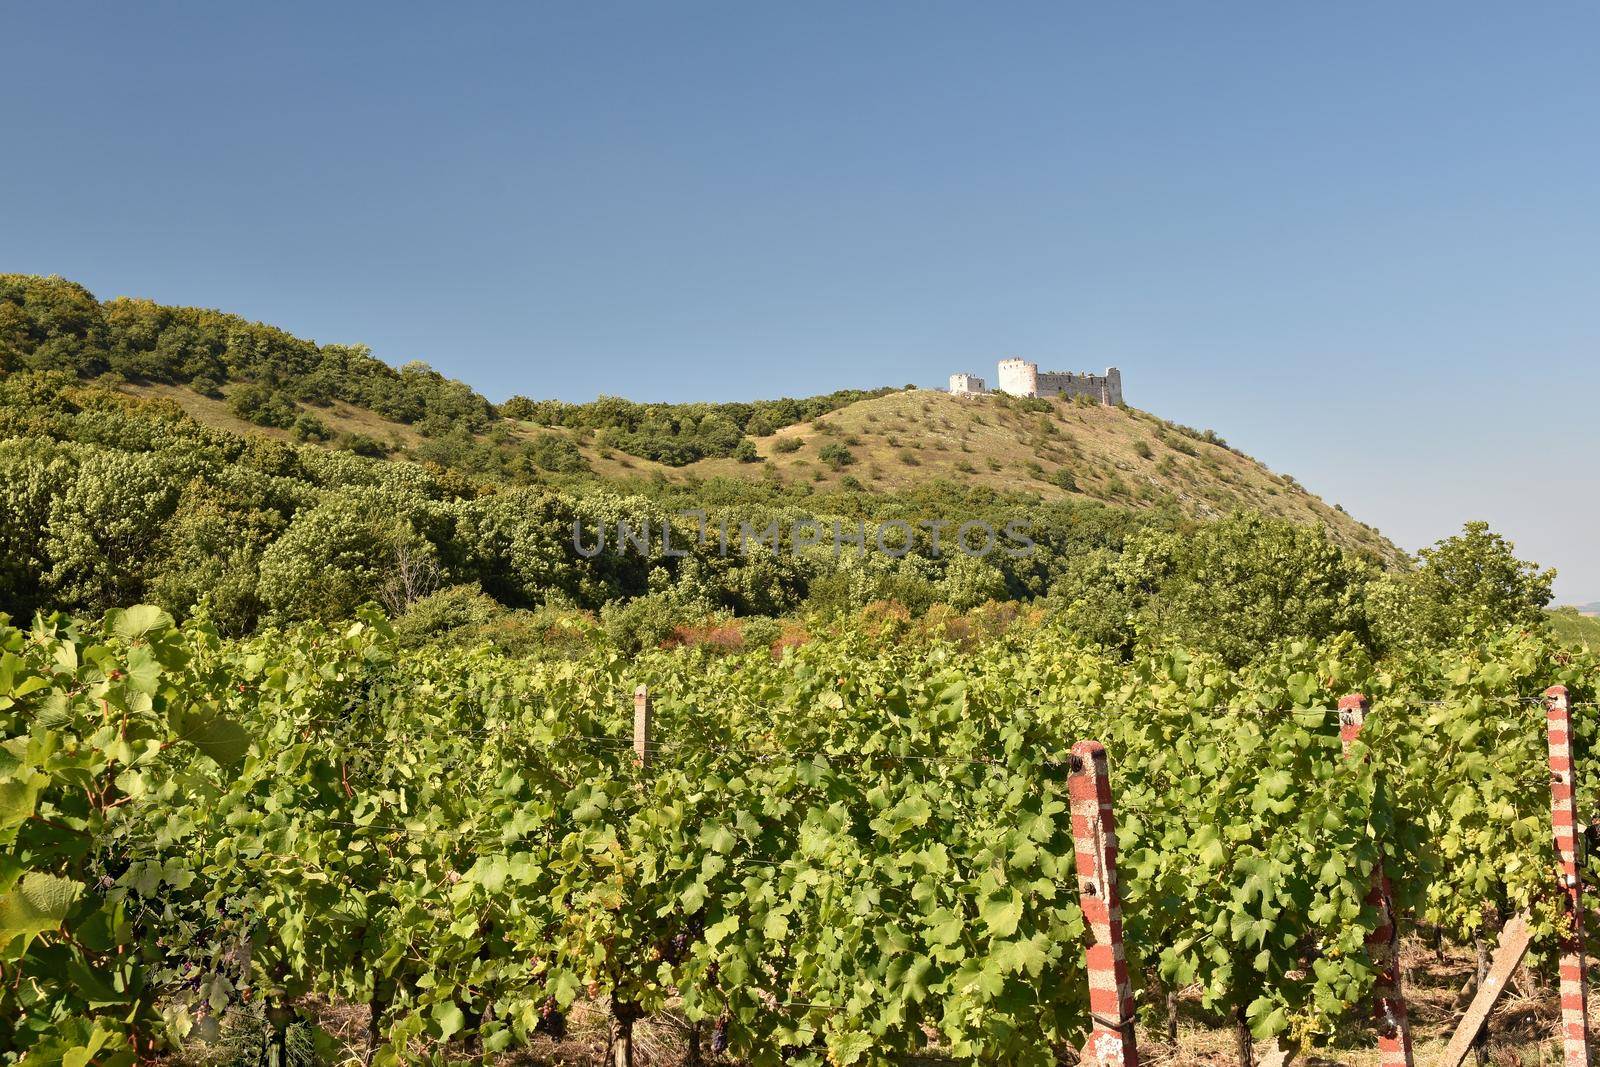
[125,382,1392,561]
[567,390,1387,559]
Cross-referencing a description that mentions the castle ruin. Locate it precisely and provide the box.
[949,360,1123,405]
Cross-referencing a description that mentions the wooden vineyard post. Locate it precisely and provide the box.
[1338,694,1414,1067]
[633,685,654,770]
[1439,912,1533,1067]
[1546,684,1591,1067]
[1067,740,1140,1067]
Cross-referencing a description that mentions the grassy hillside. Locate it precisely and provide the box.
[123,380,1395,560]
[1550,606,1600,649]
[611,389,1394,559]
[3,273,1395,560]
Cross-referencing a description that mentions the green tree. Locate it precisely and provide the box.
[1143,513,1372,666]
[44,450,180,612]
[257,489,441,620]
[0,438,76,617]
[1369,521,1555,651]
[146,481,284,634]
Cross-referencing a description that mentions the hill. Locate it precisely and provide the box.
[1549,606,1600,649]
[2,272,1396,562]
[124,377,1394,561]
[551,390,1394,560]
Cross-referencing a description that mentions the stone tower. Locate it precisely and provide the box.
[996,358,1039,397]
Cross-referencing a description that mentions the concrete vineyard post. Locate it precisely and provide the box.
[633,685,653,771]
[1068,740,1140,1067]
[1546,684,1591,1067]
[1338,694,1414,1067]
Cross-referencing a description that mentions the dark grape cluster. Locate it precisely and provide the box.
[657,913,705,965]
[538,996,567,1041]
[710,1014,730,1054]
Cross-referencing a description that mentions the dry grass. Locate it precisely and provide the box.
[121,382,427,450]
[1146,936,1578,1067]
[120,382,1396,562]
[680,390,1391,560]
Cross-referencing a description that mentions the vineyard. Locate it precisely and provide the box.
[3,606,1598,1066]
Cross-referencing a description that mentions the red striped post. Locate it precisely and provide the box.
[1068,740,1139,1067]
[1338,694,1414,1067]
[1546,684,1591,1067]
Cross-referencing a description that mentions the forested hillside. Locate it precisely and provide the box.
[0,273,1557,671]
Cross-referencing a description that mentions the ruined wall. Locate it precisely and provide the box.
[952,360,1124,404]
[1036,367,1123,405]
[993,359,1123,404]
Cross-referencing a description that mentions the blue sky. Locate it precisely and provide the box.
[6,2,1598,598]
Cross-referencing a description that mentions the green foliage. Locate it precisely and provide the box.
[772,436,803,454]
[257,488,441,621]
[0,605,252,1063]
[1049,513,1372,666]
[818,443,855,470]
[501,389,894,466]
[228,383,297,429]
[291,411,332,443]
[1147,513,1372,667]
[337,432,389,458]
[524,432,589,474]
[4,605,1595,1064]
[44,448,182,613]
[1370,522,1556,652]
[0,367,1560,676]
[1548,606,1600,650]
[0,274,496,433]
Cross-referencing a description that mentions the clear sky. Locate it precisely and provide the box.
[5,2,1597,599]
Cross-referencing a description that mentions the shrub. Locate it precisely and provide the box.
[599,591,695,655]
[228,383,297,429]
[526,433,589,473]
[818,443,855,470]
[1133,440,1153,460]
[732,439,760,463]
[337,432,388,457]
[392,582,506,645]
[292,413,332,442]
[772,436,803,454]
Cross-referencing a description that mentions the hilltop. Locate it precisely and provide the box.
[117,378,1394,561]
[561,391,1392,559]
[1,273,1395,561]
